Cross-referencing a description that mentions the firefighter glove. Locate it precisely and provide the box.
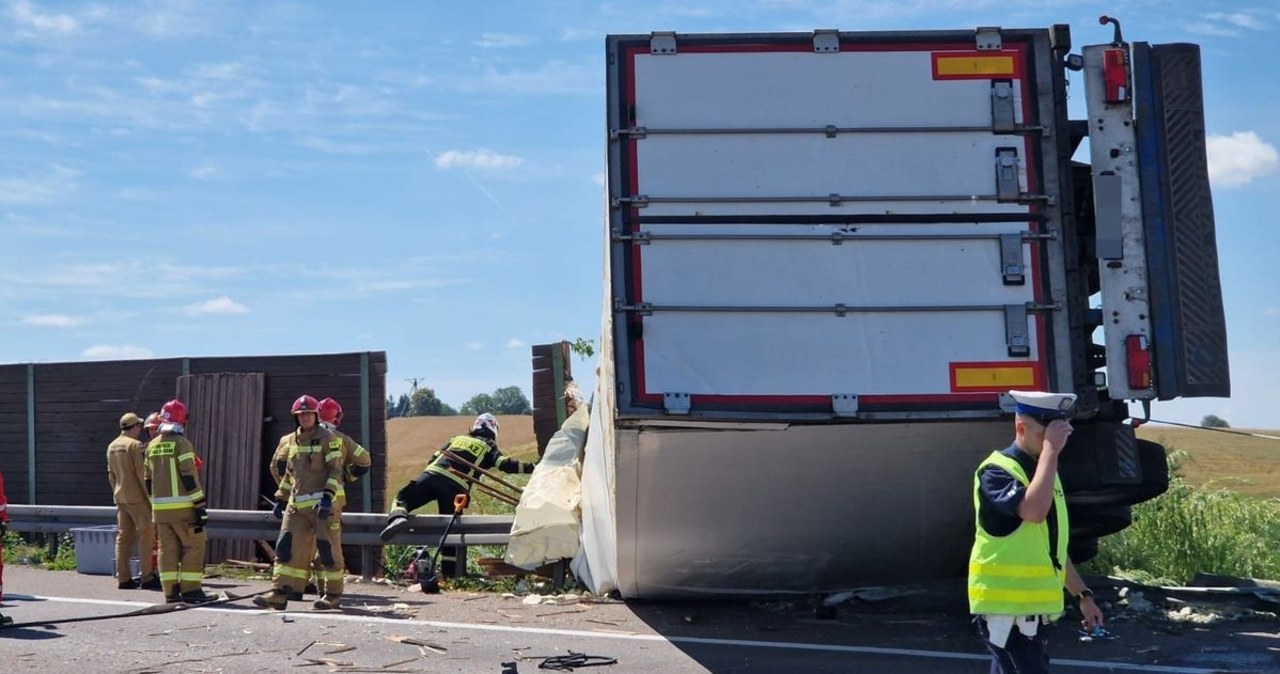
[193,507,209,533]
[272,500,285,520]
[318,494,333,519]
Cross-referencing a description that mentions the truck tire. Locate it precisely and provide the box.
[1068,503,1132,539]
[1065,438,1169,507]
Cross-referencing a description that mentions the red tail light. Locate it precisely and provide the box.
[1126,334,1152,390]
[1103,48,1129,103]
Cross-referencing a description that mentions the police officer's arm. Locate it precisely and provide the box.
[1016,419,1071,524]
[1065,559,1104,628]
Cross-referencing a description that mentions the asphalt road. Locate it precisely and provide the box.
[1,566,1275,673]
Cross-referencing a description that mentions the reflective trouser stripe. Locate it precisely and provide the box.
[159,571,180,582]
[317,569,344,581]
[275,564,310,580]
[178,571,203,581]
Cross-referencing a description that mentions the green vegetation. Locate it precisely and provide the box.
[3,531,77,571]
[1084,451,1280,584]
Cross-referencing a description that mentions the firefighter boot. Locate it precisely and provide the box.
[313,594,341,610]
[140,574,163,591]
[181,589,217,604]
[252,591,289,611]
[379,515,409,542]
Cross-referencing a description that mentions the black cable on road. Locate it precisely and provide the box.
[0,592,264,630]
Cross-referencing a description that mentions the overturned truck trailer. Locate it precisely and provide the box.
[581,24,1230,599]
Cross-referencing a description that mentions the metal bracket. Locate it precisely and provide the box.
[990,80,1016,132]
[832,394,859,417]
[1003,304,1030,357]
[994,148,1021,202]
[813,29,840,53]
[976,26,1003,51]
[663,392,691,415]
[828,193,843,206]
[650,32,677,55]
[611,126,647,140]
[612,195,649,209]
[999,233,1025,286]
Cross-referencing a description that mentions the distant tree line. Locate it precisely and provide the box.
[387,385,532,418]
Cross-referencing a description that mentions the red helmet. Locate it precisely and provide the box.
[291,395,320,416]
[318,397,342,424]
[144,412,163,431]
[161,399,187,426]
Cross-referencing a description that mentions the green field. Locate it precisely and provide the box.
[1137,426,1280,499]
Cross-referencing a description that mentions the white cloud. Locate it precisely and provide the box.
[184,296,249,316]
[0,165,80,204]
[83,344,154,360]
[506,338,526,349]
[474,32,532,48]
[1206,132,1279,188]
[8,0,78,34]
[435,149,524,171]
[187,165,219,179]
[480,60,597,95]
[1184,22,1239,37]
[464,341,484,351]
[591,173,606,187]
[22,314,80,328]
[1205,12,1266,30]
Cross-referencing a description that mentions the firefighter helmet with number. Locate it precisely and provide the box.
[471,412,499,439]
[318,397,343,425]
[291,394,320,416]
[161,399,188,426]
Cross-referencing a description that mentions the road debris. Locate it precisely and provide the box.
[386,635,447,655]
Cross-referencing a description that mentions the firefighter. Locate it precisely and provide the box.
[144,412,163,442]
[970,390,1104,673]
[379,413,534,577]
[0,464,8,605]
[145,399,213,604]
[254,395,343,611]
[107,412,160,590]
[311,397,371,606]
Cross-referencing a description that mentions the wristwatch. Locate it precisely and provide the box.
[1077,588,1095,600]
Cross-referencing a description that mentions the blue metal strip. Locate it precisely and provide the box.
[1132,43,1180,398]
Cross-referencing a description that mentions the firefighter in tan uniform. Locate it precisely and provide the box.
[314,397,372,601]
[255,395,344,610]
[145,399,213,604]
[107,412,160,590]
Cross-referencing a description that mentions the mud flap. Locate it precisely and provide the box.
[1060,423,1169,506]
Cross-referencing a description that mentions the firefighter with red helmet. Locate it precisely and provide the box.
[144,412,163,442]
[145,399,213,603]
[379,413,535,577]
[312,397,371,600]
[255,395,344,611]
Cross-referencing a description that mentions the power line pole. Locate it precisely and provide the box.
[402,377,425,416]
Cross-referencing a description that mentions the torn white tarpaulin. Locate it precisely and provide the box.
[504,404,589,569]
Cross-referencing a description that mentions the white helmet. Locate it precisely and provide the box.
[471,413,499,438]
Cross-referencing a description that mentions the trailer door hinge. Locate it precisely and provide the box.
[994,148,1021,202]
[813,29,840,53]
[976,26,1003,51]
[832,394,859,417]
[650,32,677,55]
[663,392,691,415]
[1004,304,1031,358]
[990,80,1016,132]
[999,233,1025,286]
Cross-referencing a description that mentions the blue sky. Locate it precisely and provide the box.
[1,1,1276,427]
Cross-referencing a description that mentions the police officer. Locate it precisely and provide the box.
[969,390,1104,673]
[379,413,534,577]
[107,412,160,590]
[255,395,343,610]
[311,397,371,607]
[146,399,213,604]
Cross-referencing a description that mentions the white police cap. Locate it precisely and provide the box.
[1008,390,1077,421]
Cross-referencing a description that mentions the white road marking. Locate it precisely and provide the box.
[8,594,1223,674]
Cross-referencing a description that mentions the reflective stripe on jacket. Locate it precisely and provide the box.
[145,434,205,522]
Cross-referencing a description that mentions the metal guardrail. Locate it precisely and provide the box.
[7,505,516,581]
